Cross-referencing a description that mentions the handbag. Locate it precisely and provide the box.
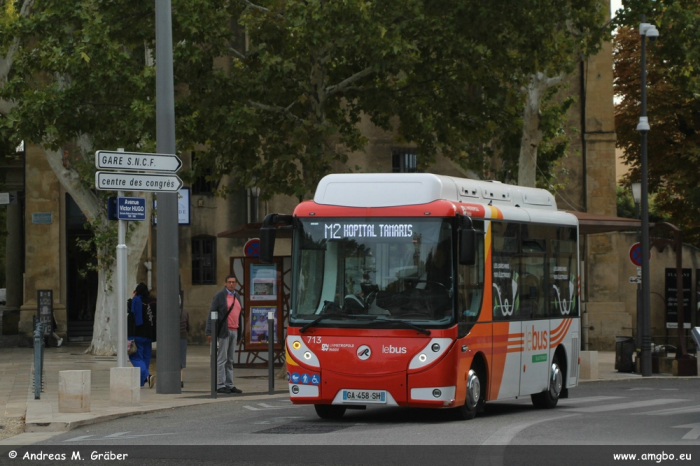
[127,339,137,356]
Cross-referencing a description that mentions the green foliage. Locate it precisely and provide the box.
[617,185,637,219]
[1,0,610,209]
[616,185,669,224]
[614,0,700,245]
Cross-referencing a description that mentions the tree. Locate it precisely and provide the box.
[1,0,612,353]
[614,0,700,245]
[0,0,156,354]
[179,0,609,195]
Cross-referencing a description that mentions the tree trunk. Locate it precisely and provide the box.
[85,216,151,355]
[517,72,564,188]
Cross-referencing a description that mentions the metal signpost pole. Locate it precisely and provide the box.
[268,311,275,394]
[211,312,218,398]
[155,0,180,393]
[117,189,127,367]
[116,148,127,368]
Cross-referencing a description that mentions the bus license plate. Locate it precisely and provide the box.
[342,389,386,403]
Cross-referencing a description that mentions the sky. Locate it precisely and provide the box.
[611,0,622,19]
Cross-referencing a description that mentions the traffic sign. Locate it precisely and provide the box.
[629,242,650,267]
[95,172,183,192]
[117,197,146,221]
[244,238,260,257]
[95,150,182,173]
[629,276,642,284]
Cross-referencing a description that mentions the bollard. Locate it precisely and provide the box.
[210,311,218,398]
[268,311,274,394]
[33,322,44,399]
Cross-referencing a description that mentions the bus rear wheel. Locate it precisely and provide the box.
[455,368,483,420]
[314,404,346,419]
[531,354,563,409]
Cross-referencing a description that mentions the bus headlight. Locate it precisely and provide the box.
[409,338,453,370]
[287,336,320,368]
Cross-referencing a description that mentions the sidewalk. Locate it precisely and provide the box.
[0,344,287,445]
[0,344,670,445]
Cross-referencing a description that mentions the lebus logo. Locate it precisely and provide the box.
[526,325,548,351]
[357,345,371,360]
[382,345,407,354]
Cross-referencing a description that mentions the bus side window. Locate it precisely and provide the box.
[459,222,484,322]
[491,221,518,321]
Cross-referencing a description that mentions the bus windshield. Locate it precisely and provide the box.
[293,217,454,328]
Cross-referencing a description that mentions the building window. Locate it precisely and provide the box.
[192,236,216,285]
[392,148,418,173]
[191,151,217,195]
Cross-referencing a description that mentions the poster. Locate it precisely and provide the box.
[665,268,691,329]
[250,263,277,301]
[250,306,278,344]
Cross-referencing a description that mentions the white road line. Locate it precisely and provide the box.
[481,414,578,445]
[673,423,700,440]
[63,435,95,442]
[244,403,301,411]
[635,405,700,416]
[558,396,621,405]
[563,399,687,413]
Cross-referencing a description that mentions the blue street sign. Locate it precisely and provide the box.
[117,197,146,221]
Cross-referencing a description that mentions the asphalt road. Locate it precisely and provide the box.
[36,378,700,446]
[5,379,697,466]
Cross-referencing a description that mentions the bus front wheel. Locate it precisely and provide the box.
[531,354,563,409]
[314,404,346,419]
[455,368,483,420]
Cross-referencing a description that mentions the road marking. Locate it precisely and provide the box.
[244,403,302,411]
[563,399,687,413]
[63,435,95,442]
[558,396,621,405]
[673,423,700,440]
[63,432,175,442]
[628,388,678,391]
[635,405,700,416]
[253,416,303,425]
[103,432,175,439]
[481,414,578,445]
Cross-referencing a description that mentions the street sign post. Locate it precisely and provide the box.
[95,172,183,192]
[95,150,182,173]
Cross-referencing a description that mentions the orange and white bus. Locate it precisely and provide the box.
[260,173,579,420]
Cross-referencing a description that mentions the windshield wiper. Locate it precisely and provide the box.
[299,301,345,333]
[373,317,431,336]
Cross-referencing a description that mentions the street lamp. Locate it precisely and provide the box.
[637,17,659,377]
[248,186,261,223]
[631,182,641,219]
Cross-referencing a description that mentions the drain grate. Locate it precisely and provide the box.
[255,423,349,434]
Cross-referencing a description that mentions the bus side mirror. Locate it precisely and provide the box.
[259,228,276,264]
[459,229,476,266]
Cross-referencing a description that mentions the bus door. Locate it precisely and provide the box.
[491,221,521,400]
[518,232,550,396]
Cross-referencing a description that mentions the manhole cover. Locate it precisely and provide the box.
[255,423,349,434]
